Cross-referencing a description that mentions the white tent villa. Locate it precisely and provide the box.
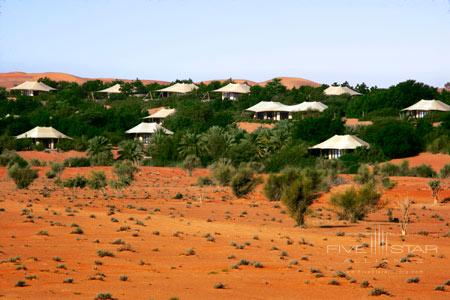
[246,101,328,120]
[10,81,56,97]
[143,107,176,124]
[16,126,71,150]
[156,83,198,97]
[213,83,251,100]
[402,99,450,118]
[126,122,173,144]
[309,134,369,159]
[97,84,122,97]
[324,86,361,96]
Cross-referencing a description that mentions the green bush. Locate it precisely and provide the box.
[264,173,285,201]
[118,139,144,164]
[111,160,138,187]
[330,183,380,222]
[87,136,114,166]
[354,164,374,184]
[230,167,260,198]
[88,171,107,190]
[63,157,90,167]
[197,176,213,186]
[182,154,201,176]
[63,175,88,188]
[210,159,236,186]
[0,150,28,167]
[8,164,38,189]
[426,135,450,154]
[440,164,450,179]
[409,164,437,178]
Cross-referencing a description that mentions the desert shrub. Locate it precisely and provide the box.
[409,164,437,178]
[330,182,380,222]
[46,162,65,179]
[118,139,144,164]
[110,160,138,189]
[426,135,450,154]
[440,164,450,179]
[380,161,410,176]
[230,167,260,198]
[0,150,28,167]
[264,173,286,201]
[30,159,46,166]
[8,163,38,189]
[88,171,107,190]
[210,158,236,186]
[182,154,201,176]
[63,175,88,188]
[63,157,90,167]
[197,176,213,186]
[428,180,441,204]
[87,136,114,166]
[354,164,374,184]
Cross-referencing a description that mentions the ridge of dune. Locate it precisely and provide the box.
[0,71,321,89]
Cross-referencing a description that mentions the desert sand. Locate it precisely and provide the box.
[0,152,449,299]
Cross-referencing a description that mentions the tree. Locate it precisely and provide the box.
[110,160,138,197]
[428,180,441,204]
[230,167,260,198]
[210,158,236,186]
[182,155,201,176]
[8,163,38,189]
[399,199,412,239]
[88,171,107,196]
[87,136,114,166]
[118,139,144,165]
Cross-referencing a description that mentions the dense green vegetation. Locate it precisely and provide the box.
[1,78,450,173]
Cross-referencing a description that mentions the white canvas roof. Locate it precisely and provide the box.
[324,86,361,96]
[16,126,71,139]
[143,108,176,119]
[213,83,251,94]
[97,84,122,94]
[246,101,292,113]
[310,135,369,150]
[126,122,173,135]
[288,101,328,112]
[402,99,450,112]
[156,83,198,94]
[10,81,56,92]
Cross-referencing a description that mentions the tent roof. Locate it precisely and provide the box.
[125,122,173,135]
[16,126,71,139]
[324,86,361,96]
[10,81,56,92]
[289,101,328,112]
[213,83,251,94]
[156,83,198,94]
[246,101,291,113]
[310,135,369,150]
[97,84,122,94]
[143,108,176,119]
[402,99,450,112]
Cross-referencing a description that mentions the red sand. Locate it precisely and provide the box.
[237,122,274,133]
[0,152,449,299]
[389,152,450,172]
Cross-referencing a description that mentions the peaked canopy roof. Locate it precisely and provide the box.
[324,86,361,96]
[97,84,122,94]
[126,122,173,135]
[246,101,292,113]
[143,108,176,119]
[289,101,328,112]
[156,83,198,94]
[16,126,71,139]
[11,81,56,92]
[213,83,251,94]
[310,135,369,150]
[402,99,450,112]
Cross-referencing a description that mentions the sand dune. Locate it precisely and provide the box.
[0,72,321,90]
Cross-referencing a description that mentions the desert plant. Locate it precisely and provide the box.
[210,158,236,186]
[330,182,380,222]
[399,199,412,238]
[8,163,38,189]
[182,154,201,176]
[110,160,138,194]
[0,150,28,167]
[440,164,450,179]
[87,136,114,166]
[88,171,107,192]
[428,180,441,204]
[118,139,144,164]
[63,157,90,167]
[354,164,374,184]
[230,167,260,198]
[264,173,285,201]
[197,176,213,186]
[410,164,437,178]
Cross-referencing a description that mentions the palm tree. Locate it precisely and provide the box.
[199,126,235,161]
[118,139,144,165]
[178,131,199,158]
[87,136,114,166]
